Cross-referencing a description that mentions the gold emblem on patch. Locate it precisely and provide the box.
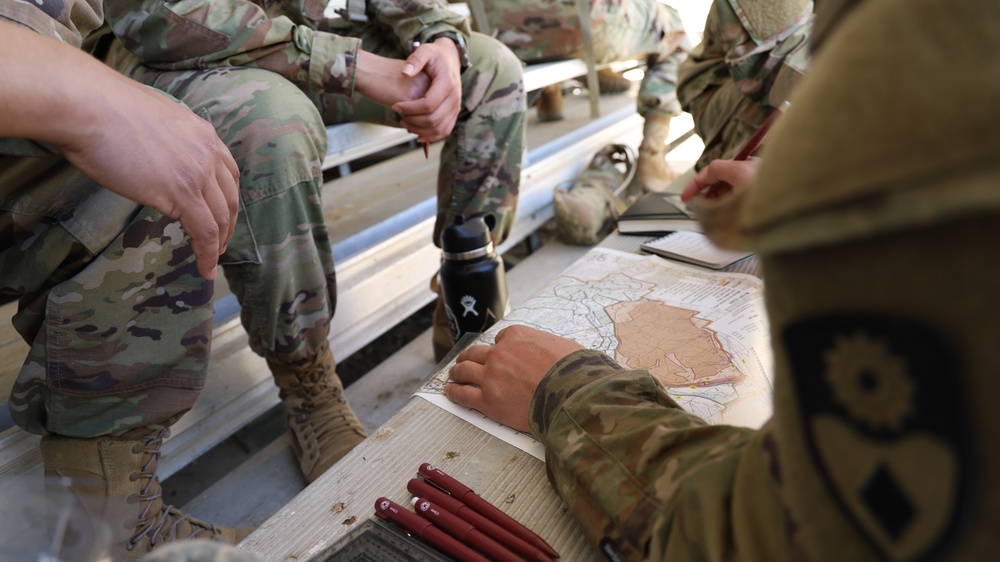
[823,331,915,431]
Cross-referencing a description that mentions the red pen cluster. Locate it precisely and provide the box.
[374,463,560,562]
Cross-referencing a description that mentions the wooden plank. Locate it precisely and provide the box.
[181,434,304,528]
[240,397,598,561]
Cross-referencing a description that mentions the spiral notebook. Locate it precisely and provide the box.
[641,231,753,270]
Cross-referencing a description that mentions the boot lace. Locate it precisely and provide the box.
[125,428,224,552]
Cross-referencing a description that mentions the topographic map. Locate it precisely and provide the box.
[417,247,773,459]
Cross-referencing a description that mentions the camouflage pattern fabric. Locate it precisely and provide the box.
[481,0,690,118]
[2,0,523,437]
[552,144,633,245]
[102,0,525,246]
[1,57,335,437]
[0,0,104,48]
[0,152,214,437]
[676,0,811,170]
[303,23,526,245]
[528,0,1000,559]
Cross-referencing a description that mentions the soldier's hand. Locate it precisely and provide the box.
[681,158,760,250]
[59,79,240,281]
[446,325,583,433]
[355,51,432,110]
[0,22,239,281]
[391,37,464,143]
[680,157,760,202]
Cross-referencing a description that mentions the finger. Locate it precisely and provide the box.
[443,380,485,410]
[394,72,456,115]
[454,343,493,365]
[493,326,512,342]
[216,138,240,246]
[399,111,455,143]
[401,50,429,78]
[178,210,221,280]
[203,176,233,257]
[680,176,707,202]
[449,356,489,386]
[681,164,723,202]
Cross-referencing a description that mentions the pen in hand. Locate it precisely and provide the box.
[698,100,790,200]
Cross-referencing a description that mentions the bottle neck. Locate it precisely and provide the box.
[442,241,494,261]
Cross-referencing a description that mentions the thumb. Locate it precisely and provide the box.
[402,49,429,77]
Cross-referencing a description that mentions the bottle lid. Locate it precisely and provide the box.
[440,214,496,255]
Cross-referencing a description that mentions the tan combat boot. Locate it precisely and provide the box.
[40,428,252,562]
[597,68,632,95]
[536,84,564,122]
[268,340,367,483]
[635,114,677,192]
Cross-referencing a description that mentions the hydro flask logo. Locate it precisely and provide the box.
[460,295,479,317]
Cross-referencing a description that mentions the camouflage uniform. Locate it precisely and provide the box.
[103,0,526,247]
[676,0,812,170]
[482,0,689,118]
[1,0,524,437]
[528,0,1000,559]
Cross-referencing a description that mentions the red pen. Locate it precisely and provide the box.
[375,497,491,562]
[418,463,560,559]
[423,141,430,159]
[413,497,524,562]
[408,478,554,562]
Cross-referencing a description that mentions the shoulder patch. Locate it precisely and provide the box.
[783,314,971,560]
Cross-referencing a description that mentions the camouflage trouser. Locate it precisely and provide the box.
[483,0,689,117]
[309,25,526,245]
[2,55,335,437]
[2,29,524,438]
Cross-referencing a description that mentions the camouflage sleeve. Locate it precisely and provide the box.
[366,0,472,52]
[529,349,789,561]
[678,0,811,168]
[0,0,104,48]
[676,0,752,127]
[104,0,362,95]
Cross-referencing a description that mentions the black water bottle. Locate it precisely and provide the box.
[439,214,508,344]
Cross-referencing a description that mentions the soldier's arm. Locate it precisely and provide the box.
[446,324,790,559]
[104,0,363,95]
[528,350,788,561]
[0,20,238,280]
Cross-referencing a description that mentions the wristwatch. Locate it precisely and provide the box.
[426,31,472,72]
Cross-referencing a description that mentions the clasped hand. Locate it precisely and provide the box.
[355,38,463,143]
